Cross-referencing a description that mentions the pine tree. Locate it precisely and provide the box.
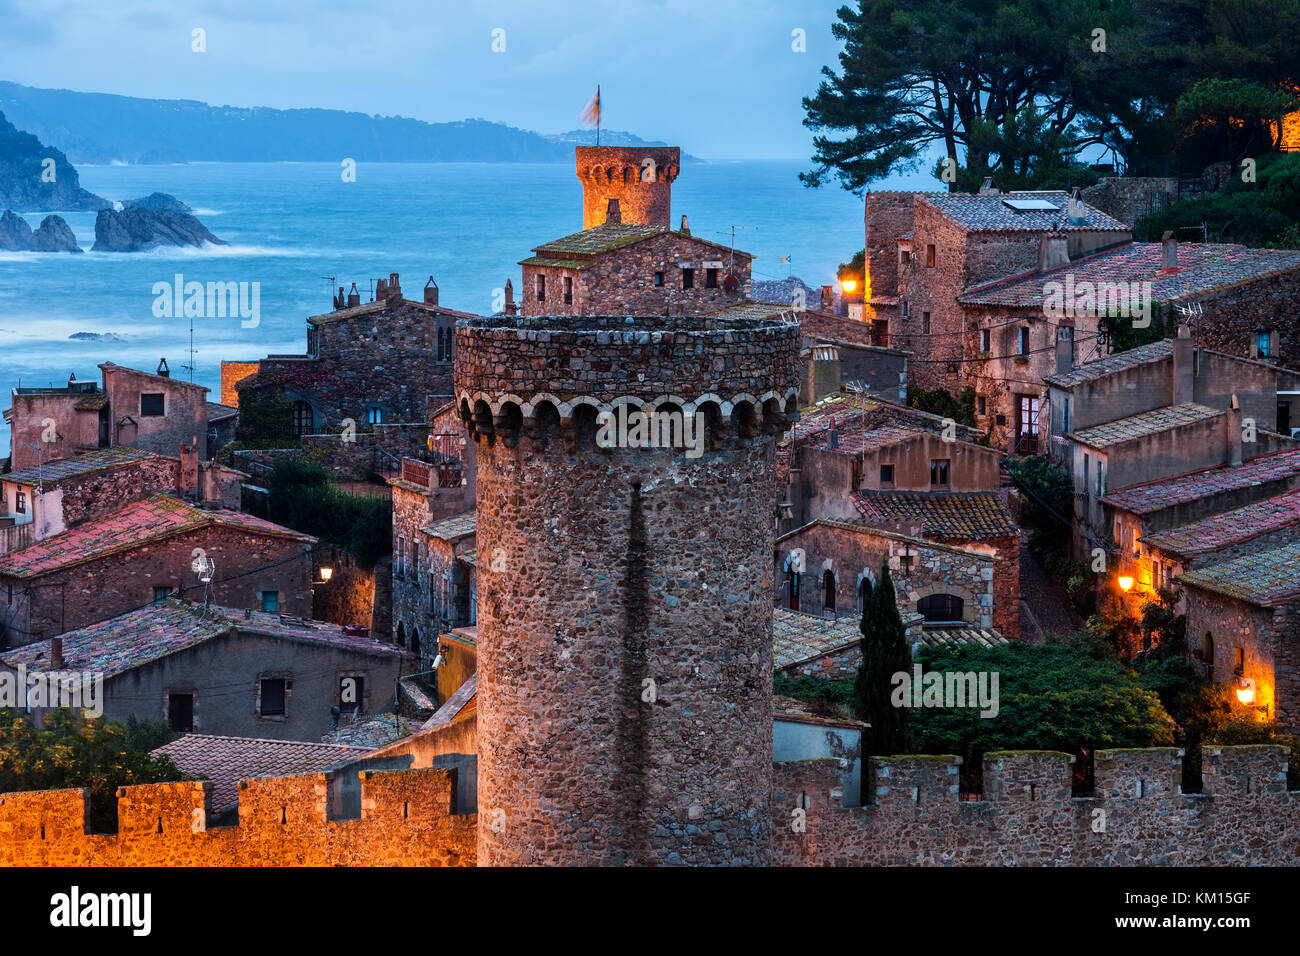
[853,559,912,755]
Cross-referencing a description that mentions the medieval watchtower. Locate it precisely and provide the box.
[576,146,680,229]
[455,314,801,865]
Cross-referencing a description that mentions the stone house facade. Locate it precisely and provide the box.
[4,377,108,471]
[230,273,476,438]
[774,518,999,633]
[0,493,314,645]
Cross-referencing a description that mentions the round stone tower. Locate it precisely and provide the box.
[456,314,800,866]
[576,146,680,230]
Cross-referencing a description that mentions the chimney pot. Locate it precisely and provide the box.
[347,282,361,308]
[50,637,63,669]
[680,214,690,235]
[424,276,439,306]
[978,177,998,196]
[1228,393,1243,466]
[1161,231,1178,272]
[1039,233,1069,271]
[605,198,622,225]
[504,279,517,316]
[157,358,170,378]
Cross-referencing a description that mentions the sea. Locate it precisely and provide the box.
[0,159,938,456]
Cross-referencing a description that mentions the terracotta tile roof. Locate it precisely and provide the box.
[779,517,1001,561]
[0,494,315,578]
[1044,340,1174,389]
[533,224,665,255]
[307,298,479,326]
[517,256,595,271]
[707,301,790,321]
[425,510,476,542]
[1140,489,1300,558]
[782,392,982,449]
[151,734,369,811]
[853,491,1019,540]
[911,626,1008,648]
[0,600,410,678]
[1101,448,1300,515]
[773,607,862,669]
[0,601,232,678]
[1069,403,1222,449]
[799,309,889,349]
[206,402,238,421]
[2,447,164,487]
[421,673,478,730]
[960,242,1300,307]
[99,361,208,393]
[772,694,868,729]
[1178,540,1300,607]
[319,713,421,749]
[922,191,1129,233]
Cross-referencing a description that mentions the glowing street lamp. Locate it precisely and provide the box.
[1237,677,1256,705]
[840,279,858,294]
[1118,575,1134,591]
[319,566,334,583]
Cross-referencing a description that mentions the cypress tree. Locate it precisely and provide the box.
[853,558,912,755]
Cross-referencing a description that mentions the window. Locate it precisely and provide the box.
[850,458,862,490]
[1235,647,1246,676]
[152,586,170,606]
[1018,327,1030,355]
[1203,633,1215,680]
[871,320,889,347]
[1062,398,1071,433]
[977,396,987,416]
[563,276,573,305]
[436,327,452,363]
[1257,331,1272,358]
[1084,454,1090,495]
[682,268,695,289]
[536,275,546,302]
[901,299,909,317]
[1095,462,1105,498]
[979,329,990,353]
[858,577,872,611]
[168,693,194,732]
[260,590,280,613]
[339,675,366,713]
[259,678,286,717]
[930,459,950,487]
[926,244,936,268]
[368,407,383,425]
[918,593,963,623]
[922,311,931,335]
[706,268,719,289]
[141,393,164,416]
[292,401,314,438]
[14,492,25,514]
[786,567,800,611]
[654,271,664,286]
[880,463,895,486]
[396,536,405,575]
[822,570,836,612]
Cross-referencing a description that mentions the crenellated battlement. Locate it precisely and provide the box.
[0,767,476,867]
[773,746,1300,866]
[576,146,679,229]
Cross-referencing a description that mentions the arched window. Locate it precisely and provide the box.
[858,576,873,612]
[787,568,800,611]
[822,570,836,612]
[396,622,406,649]
[411,625,420,657]
[292,401,314,438]
[918,593,963,623]
[1203,632,1215,680]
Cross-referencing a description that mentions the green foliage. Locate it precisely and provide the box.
[853,561,913,754]
[773,672,856,716]
[235,398,295,448]
[261,459,392,570]
[837,249,865,283]
[910,643,1178,764]
[123,715,180,753]
[1136,152,1300,248]
[905,386,975,427]
[0,709,189,833]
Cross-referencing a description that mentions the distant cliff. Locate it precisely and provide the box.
[0,81,687,165]
[0,110,109,212]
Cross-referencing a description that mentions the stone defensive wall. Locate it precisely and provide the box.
[772,745,1299,866]
[453,314,804,444]
[0,767,476,866]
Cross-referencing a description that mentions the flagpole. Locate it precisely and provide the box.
[596,85,601,146]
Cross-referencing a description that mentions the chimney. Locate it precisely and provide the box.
[1173,324,1194,404]
[424,276,439,306]
[157,358,170,379]
[334,286,345,310]
[1066,186,1085,224]
[820,285,834,312]
[827,416,839,450]
[375,277,388,300]
[1039,232,1069,271]
[387,272,402,301]
[346,282,361,308]
[179,443,199,498]
[978,176,998,196]
[1228,394,1243,466]
[200,460,222,507]
[605,198,622,225]
[1056,323,1075,374]
[1161,231,1178,272]
[680,214,690,236]
[504,279,517,316]
[50,637,63,669]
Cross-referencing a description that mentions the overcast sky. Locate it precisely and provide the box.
[0,0,852,159]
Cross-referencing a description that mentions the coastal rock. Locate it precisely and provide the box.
[91,207,227,251]
[121,191,193,214]
[0,209,33,250]
[0,110,111,212]
[31,215,82,252]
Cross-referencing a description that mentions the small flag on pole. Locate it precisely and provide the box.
[779,255,791,264]
[581,85,601,145]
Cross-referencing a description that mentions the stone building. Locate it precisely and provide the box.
[0,600,414,741]
[6,360,212,470]
[456,312,801,866]
[228,273,476,438]
[575,145,679,230]
[774,518,1003,634]
[0,493,315,645]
